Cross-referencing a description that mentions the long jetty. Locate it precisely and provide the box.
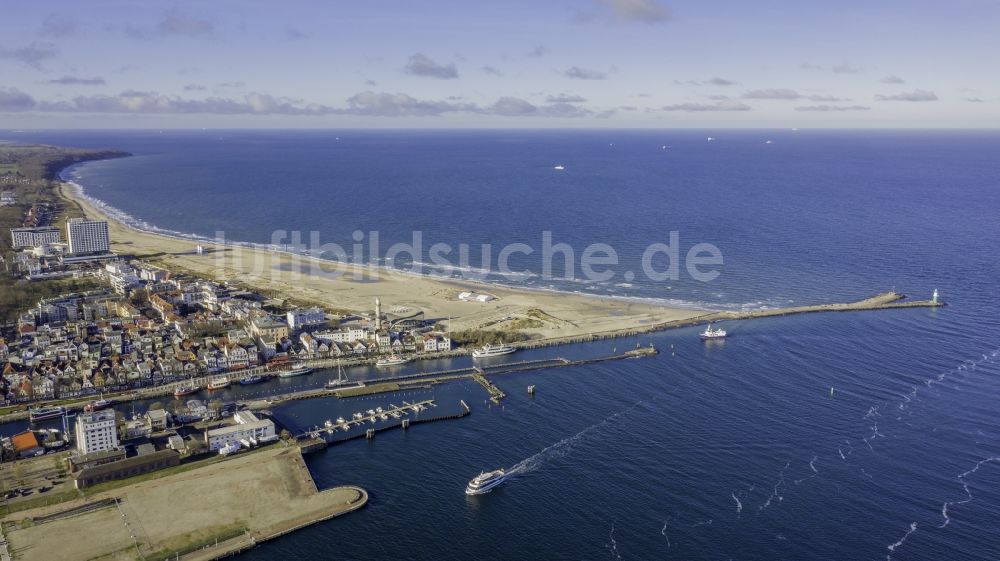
[512,291,943,350]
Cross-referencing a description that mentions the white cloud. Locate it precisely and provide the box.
[661,100,751,111]
[875,90,938,101]
[596,0,670,24]
[565,66,607,80]
[404,53,459,79]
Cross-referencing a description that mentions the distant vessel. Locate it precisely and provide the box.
[173,385,200,397]
[375,355,408,367]
[238,374,267,385]
[29,406,65,422]
[279,363,313,378]
[472,342,516,358]
[553,165,565,170]
[207,376,231,390]
[699,324,727,340]
[84,398,113,412]
[707,137,716,142]
[466,468,507,495]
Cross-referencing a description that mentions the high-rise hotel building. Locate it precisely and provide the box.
[66,218,110,255]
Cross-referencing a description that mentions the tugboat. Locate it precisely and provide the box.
[472,342,517,358]
[465,468,508,495]
[173,385,200,398]
[699,324,727,340]
[279,363,313,378]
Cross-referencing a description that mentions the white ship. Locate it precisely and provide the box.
[699,324,727,340]
[472,342,517,358]
[279,363,313,378]
[465,468,507,495]
[375,355,408,367]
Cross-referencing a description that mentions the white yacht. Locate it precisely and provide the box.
[472,342,517,358]
[699,324,727,340]
[325,360,350,389]
[553,165,565,171]
[466,468,508,495]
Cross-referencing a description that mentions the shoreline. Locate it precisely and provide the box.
[57,175,712,340]
[59,164,725,312]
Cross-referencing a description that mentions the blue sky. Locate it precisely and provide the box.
[1,0,997,128]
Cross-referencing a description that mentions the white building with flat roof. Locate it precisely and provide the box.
[66,218,110,255]
[11,226,61,249]
[287,307,326,331]
[74,409,119,455]
[205,416,275,451]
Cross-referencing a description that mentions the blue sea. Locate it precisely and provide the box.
[4,129,1000,560]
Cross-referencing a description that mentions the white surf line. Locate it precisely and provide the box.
[886,521,917,560]
[607,520,622,560]
[938,456,1000,529]
[731,492,743,513]
[864,405,881,420]
[860,468,874,481]
[758,461,790,513]
[691,519,713,528]
[660,517,671,548]
[795,455,821,485]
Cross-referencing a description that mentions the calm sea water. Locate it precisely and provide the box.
[4,129,1000,560]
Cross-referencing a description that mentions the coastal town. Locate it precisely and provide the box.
[0,144,946,561]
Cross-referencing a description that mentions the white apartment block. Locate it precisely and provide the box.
[66,218,110,255]
[75,409,119,455]
[11,226,61,249]
[287,307,326,331]
[205,416,275,451]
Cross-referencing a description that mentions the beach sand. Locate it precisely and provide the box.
[59,182,707,339]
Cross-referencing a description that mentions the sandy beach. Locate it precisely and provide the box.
[59,182,707,339]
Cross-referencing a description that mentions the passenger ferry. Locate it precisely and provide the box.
[472,342,517,358]
[207,376,231,390]
[173,385,200,397]
[375,355,408,367]
[279,363,313,378]
[29,406,65,422]
[465,468,508,495]
[699,324,727,340]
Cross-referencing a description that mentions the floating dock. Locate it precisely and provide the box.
[298,400,471,453]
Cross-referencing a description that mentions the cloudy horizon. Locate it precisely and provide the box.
[1,0,997,129]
